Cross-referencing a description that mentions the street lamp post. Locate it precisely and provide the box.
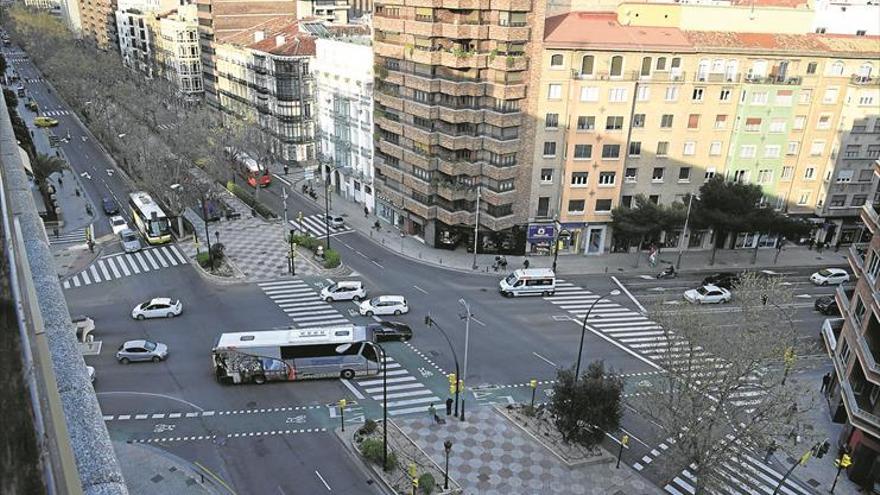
[323,183,331,250]
[458,298,473,422]
[425,314,461,417]
[676,194,695,269]
[443,440,453,490]
[551,221,570,273]
[282,186,289,225]
[575,290,621,380]
[200,196,214,271]
[375,342,389,471]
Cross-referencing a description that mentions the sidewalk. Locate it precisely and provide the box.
[286,169,847,277]
[113,441,226,495]
[396,407,661,495]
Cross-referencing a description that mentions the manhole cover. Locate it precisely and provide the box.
[247,401,257,407]
[428,351,440,357]
[807,479,820,488]
[150,475,164,483]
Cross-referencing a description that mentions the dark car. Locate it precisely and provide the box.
[814,296,840,316]
[368,321,413,342]
[102,197,119,215]
[701,272,740,289]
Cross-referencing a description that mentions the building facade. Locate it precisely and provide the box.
[315,34,374,210]
[116,1,154,76]
[215,17,316,163]
[372,0,547,251]
[813,0,880,36]
[822,160,880,488]
[150,4,204,99]
[296,0,349,23]
[79,0,119,48]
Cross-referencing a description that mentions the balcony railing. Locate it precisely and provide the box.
[821,318,844,355]
[693,72,741,83]
[837,365,880,434]
[743,75,802,85]
[863,202,879,233]
[836,284,853,315]
[851,74,880,86]
[850,242,869,274]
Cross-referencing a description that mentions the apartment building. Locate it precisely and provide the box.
[196,0,298,105]
[813,0,880,36]
[115,0,179,77]
[822,160,880,487]
[79,0,119,48]
[534,11,880,254]
[150,4,204,99]
[23,0,61,11]
[296,0,349,23]
[372,0,547,251]
[59,0,83,34]
[314,31,374,210]
[215,17,316,163]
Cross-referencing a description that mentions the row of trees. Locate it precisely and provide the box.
[612,177,812,265]
[5,7,279,224]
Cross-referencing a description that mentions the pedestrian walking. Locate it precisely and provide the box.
[523,258,530,269]
[364,205,369,217]
[57,176,62,188]
[283,164,289,176]
[821,372,832,393]
[834,239,842,252]
[808,238,815,250]
[428,403,437,422]
[817,241,825,253]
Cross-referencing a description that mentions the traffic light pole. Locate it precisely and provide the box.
[426,314,460,417]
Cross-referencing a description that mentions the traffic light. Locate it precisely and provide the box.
[424,315,432,327]
[817,440,830,459]
[835,454,853,468]
[621,434,630,447]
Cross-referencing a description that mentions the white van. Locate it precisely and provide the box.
[499,268,556,297]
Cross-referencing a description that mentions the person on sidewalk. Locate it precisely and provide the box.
[808,238,815,250]
[523,258,530,269]
[821,372,832,393]
[834,239,842,252]
[364,206,369,217]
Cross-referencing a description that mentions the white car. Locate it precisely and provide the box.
[321,281,366,302]
[131,298,183,320]
[109,215,129,235]
[359,295,409,317]
[119,229,141,253]
[810,268,850,286]
[684,285,732,304]
[326,215,345,229]
[86,365,95,383]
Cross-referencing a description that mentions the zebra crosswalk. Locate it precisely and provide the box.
[48,227,87,246]
[352,356,443,417]
[63,245,188,289]
[41,109,70,117]
[156,123,175,131]
[289,215,354,239]
[258,280,350,328]
[545,280,763,409]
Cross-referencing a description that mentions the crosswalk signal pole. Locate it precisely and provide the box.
[773,444,816,495]
[830,454,852,493]
[616,434,629,469]
[282,187,289,225]
[338,399,346,432]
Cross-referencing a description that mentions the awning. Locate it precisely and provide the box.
[18,146,33,176]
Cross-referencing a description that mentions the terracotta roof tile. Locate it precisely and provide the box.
[223,16,316,57]
[544,12,694,51]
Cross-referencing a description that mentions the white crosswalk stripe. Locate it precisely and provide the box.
[41,109,70,116]
[353,356,442,417]
[62,245,187,289]
[258,280,350,328]
[289,214,354,239]
[46,227,87,246]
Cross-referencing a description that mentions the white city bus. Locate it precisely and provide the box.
[128,191,171,244]
[212,325,381,384]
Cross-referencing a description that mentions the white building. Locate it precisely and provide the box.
[151,4,203,99]
[813,0,880,35]
[115,0,178,77]
[314,32,374,210]
[296,0,350,24]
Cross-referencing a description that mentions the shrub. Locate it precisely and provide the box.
[419,473,435,494]
[359,419,377,436]
[226,181,275,218]
[196,251,211,268]
[210,242,225,261]
[290,233,318,251]
[360,438,396,470]
[323,248,341,268]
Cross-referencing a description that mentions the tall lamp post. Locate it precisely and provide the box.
[676,194,695,269]
[574,290,620,380]
[551,220,571,273]
[425,314,461,417]
[458,298,473,422]
[443,440,453,490]
[375,342,389,471]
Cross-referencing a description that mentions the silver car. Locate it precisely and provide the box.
[116,339,168,364]
[119,229,141,253]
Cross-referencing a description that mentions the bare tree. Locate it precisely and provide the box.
[630,273,815,494]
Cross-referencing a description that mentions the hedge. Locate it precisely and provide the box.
[360,438,397,470]
[287,233,342,269]
[226,181,275,219]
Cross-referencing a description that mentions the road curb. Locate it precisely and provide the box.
[332,426,395,495]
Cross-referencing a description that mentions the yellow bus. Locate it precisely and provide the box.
[128,191,171,244]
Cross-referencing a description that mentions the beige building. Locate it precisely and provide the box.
[150,4,204,99]
[296,0,349,24]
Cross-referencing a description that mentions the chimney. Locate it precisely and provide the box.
[254,30,264,42]
[275,34,285,46]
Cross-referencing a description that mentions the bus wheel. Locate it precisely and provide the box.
[253,375,266,385]
[341,369,355,380]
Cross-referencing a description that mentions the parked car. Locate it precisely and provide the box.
[326,215,345,229]
[119,229,141,253]
[359,295,409,317]
[683,285,732,304]
[131,298,183,320]
[810,268,850,286]
[86,365,96,383]
[102,197,119,215]
[109,215,128,235]
[814,296,840,316]
[368,321,413,342]
[321,281,366,302]
[34,116,59,127]
[701,272,741,290]
[115,339,168,364]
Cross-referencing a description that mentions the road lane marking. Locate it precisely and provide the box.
[371,260,384,268]
[532,352,557,367]
[315,470,332,491]
[413,285,428,294]
[611,276,647,314]
[471,317,486,327]
[340,378,365,400]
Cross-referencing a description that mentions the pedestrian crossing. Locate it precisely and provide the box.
[156,123,175,131]
[352,355,443,417]
[289,214,354,239]
[41,109,70,117]
[258,280,350,328]
[545,280,763,409]
[63,245,188,289]
[48,227,87,246]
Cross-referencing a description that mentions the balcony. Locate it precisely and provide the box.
[488,25,530,42]
[436,206,472,226]
[405,20,441,37]
[488,54,528,71]
[853,319,880,381]
[373,16,404,32]
[403,199,437,220]
[851,74,880,86]
[862,202,879,234]
[693,72,741,83]
[375,115,403,135]
[836,284,854,315]
[822,318,845,356]
[437,156,481,176]
[375,41,405,60]
[410,48,443,66]
[440,51,489,69]
[439,23,488,39]
[436,182,475,201]
[743,75,802,86]
[849,242,869,276]
[490,0,531,10]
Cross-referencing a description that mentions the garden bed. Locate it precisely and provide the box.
[497,404,614,467]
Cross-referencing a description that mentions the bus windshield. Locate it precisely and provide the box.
[148,217,171,236]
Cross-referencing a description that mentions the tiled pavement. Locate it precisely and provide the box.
[397,407,661,495]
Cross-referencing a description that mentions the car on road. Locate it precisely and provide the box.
[34,116,58,127]
[119,229,141,253]
[684,285,732,304]
[131,298,183,320]
[109,215,128,235]
[701,272,741,290]
[115,339,168,364]
[368,321,413,342]
[326,215,345,229]
[25,99,38,112]
[16,84,25,97]
[810,268,850,286]
[86,366,96,383]
[814,296,840,316]
[102,197,119,215]
[321,281,366,302]
[359,295,409,317]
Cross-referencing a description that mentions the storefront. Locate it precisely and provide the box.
[526,223,555,255]
[526,223,607,256]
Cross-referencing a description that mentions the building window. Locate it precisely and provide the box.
[649,195,660,204]
[678,167,691,182]
[545,113,559,129]
[637,86,650,102]
[714,114,727,129]
[640,56,652,77]
[705,167,716,179]
[571,171,589,186]
[595,199,613,212]
[621,195,633,208]
[609,88,627,102]
[734,170,750,183]
[687,114,700,129]
[807,62,817,74]
[550,54,564,68]
[598,171,616,186]
[652,167,665,182]
[602,145,621,159]
[829,195,847,207]
[804,167,816,180]
[757,169,773,184]
[845,145,861,158]
[751,91,769,105]
[764,145,781,158]
[867,145,880,158]
[540,168,553,183]
[683,141,696,156]
[656,57,667,71]
[854,297,867,326]
[548,84,562,100]
[836,170,854,183]
[769,120,786,133]
[719,88,731,101]
[823,87,839,104]
[660,114,674,128]
[810,141,825,156]
[573,144,592,159]
[817,114,832,130]
[665,86,679,101]
[632,114,645,128]
[625,168,637,182]
[657,141,669,156]
[709,141,722,156]
[537,197,550,217]
[740,145,756,158]
[577,116,596,130]
[610,55,623,77]
[692,88,704,101]
[793,116,806,130]
[745,117,762,132]
[606,116,624,130]
[580,87,599,102]
[567,200,585,214]
[781,166,794,180]
[581,55,594,75]
[543,142,557,157]
[852,194,868,207]
[629,141,642,157]
[775,89,794,106]
[799,90,813,105]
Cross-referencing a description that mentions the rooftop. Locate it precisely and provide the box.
[224,16,316,57]
[544,12,694,51]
